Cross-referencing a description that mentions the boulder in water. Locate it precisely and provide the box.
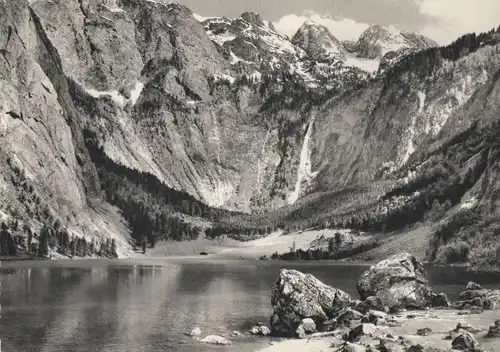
[357,253,438,309]
[270,269,351,337]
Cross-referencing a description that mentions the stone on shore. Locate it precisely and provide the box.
[342,342,367,352]
[270,269,351,337]
[185,327,201,337]
[451,331,478,350]
[343,323,378,343]
[486,319,500,338]
[200,335,232,345]
[417,327,433,336]
[357,253,448,310]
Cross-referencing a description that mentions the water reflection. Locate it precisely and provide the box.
[3,260,500,352]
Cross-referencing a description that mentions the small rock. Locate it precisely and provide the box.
[407,344,424,352]
[344,323,378,343]
[185,327,202,337]
[258,325,271,336]
[322,318,339,332]
[431,292,451,307]
[230,331,241,337]
[351,300,369,315]
[338,308,365,325]
[466,282,483,291]
[486,320,500,338]
[378,338,404,352]
[301,318,317,333]
[417,327,432,336]
[200,335,232,345]
[296,325,306,339]
[250,326,260,335]
[343,342,367,352]
[451,331,478,350]
[365,296,385,311]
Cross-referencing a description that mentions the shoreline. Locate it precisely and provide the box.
[254,308,500,352]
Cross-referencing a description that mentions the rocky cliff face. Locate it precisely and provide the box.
[0,0,132,257]
[1,0,499,259]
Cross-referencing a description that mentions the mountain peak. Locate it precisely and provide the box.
[240,11,265,27]
[349,24,436,59]
[302,19,317,27]
[292,20,345,61]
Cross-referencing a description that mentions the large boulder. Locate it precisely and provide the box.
[455,283,500,310]
[270,269,351,337]
[357,253,443,309]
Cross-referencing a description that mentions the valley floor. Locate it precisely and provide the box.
[137,224,434,263]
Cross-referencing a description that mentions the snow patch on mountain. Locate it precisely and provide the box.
[86,88,126,107]
[461,196,478,210]
[213,73,236,84]
[344,54,380,73]
[129,82,144,106]
[193,13,212,22]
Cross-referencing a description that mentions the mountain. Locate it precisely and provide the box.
[291,20,346,62]
[344,24,437,59]
[1,0,500,268]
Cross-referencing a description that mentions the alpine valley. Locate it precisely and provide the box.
[1,0,500,268]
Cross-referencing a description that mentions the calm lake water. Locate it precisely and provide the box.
[2,258,500,352]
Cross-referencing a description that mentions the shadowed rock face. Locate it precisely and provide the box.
[357,253,436,309]
[2,0,500,259]
[270,269,351,337]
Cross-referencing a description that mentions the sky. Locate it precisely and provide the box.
[177,0,500,45]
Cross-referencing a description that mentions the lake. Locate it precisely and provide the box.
[2,258,500,352]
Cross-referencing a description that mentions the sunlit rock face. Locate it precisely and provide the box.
[2,0,500,257]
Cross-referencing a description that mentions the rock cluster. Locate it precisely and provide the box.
[455,281,500,310]
[270,253,450,338]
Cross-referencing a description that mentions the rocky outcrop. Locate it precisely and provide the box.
[270,269,351,337]
[357,253,448,309]
[455,283,500,310]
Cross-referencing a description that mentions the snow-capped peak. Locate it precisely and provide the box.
[292,20,346,62]
[346,24,436,60]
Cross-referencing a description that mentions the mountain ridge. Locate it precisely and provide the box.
[1,0,500,268]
